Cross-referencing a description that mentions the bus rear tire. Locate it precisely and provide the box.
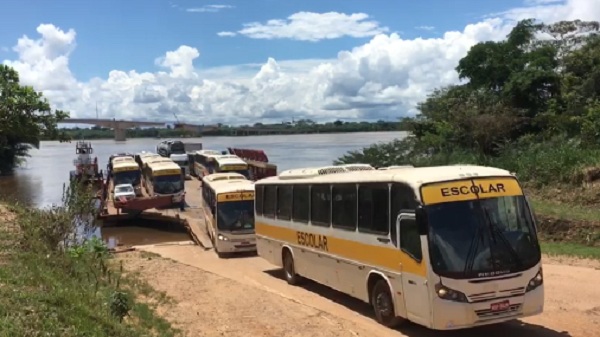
[371,280,403,328]
[282,249,300,285]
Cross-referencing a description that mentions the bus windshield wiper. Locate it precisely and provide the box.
[463,220,483,277]
[482,207,523,269]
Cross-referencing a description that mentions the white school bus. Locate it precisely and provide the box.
[254,164,544,330]
[201,172,257,257]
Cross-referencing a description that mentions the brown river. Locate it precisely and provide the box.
[0,131,406,246]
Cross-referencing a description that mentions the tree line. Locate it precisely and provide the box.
[337,19,600,189]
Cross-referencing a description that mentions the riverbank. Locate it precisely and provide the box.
[0,204,177,336]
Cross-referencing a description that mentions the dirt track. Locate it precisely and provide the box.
[119,245,600,337]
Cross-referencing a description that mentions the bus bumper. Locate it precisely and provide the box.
[430,286,544,330]
[215,236,257,253]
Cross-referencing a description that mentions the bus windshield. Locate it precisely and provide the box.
[216,200,255,231]
[153,175,184,194]
[114,170,141,186]
[425,195,541,279]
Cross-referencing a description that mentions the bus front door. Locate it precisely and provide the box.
[396,213,431,327]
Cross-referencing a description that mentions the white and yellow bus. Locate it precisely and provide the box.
[193,151,251,179]
[201,172,256,257]
[111,157,143,196]
[254,164,544,330]
[144,159,186,208]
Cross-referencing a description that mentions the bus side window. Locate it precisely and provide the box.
[331,184,357,231]
[255,185,264,215]
[399,218,422,262]
[310,184,331,227]
[277,185,292,220]
[292,185,309,223]
[263,185,277,218]
[357,183,389,235]
[391,183,418,247]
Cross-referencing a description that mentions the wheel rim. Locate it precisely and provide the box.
[375,291,393,318]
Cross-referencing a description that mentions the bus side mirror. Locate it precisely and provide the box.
[415,205,428,235]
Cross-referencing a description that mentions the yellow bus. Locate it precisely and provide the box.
[145,159,185,208]
[193,150,250,179]
[111,157,143,196]
[201,172,256,257]
[254,164,543,330]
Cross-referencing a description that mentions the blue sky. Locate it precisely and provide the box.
[1,0,523,81]
[0,0,592,124]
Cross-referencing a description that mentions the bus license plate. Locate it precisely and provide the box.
[241,241,250,245]
[490,300,510,312]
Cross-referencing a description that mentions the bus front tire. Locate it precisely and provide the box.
[371,280,403,328]
[282,249,300,285]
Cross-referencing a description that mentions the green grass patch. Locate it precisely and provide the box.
[0,182,179,337]
[541,241,600,260]
[530,197,600,222]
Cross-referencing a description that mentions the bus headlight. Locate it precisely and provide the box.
[435,283,468,303]
[217,234,229,241]
[526,267,543,292]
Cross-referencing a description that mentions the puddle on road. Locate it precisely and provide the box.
[100,219,192,249]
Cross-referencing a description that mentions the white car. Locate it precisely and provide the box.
[114,183,136,201]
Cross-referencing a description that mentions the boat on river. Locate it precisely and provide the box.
[69,140,104,189]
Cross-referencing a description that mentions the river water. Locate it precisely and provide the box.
[0,131,405,246]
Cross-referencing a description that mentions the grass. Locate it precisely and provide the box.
[530,197,600,222]
[0,187,179,337]
[541,242,600,260]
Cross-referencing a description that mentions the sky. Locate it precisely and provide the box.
[1,0,600,126]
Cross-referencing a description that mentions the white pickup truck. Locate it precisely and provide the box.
[170,153,191,180]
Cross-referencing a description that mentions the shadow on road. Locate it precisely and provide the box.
[263,268,571,337]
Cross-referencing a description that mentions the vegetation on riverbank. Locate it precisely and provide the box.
[336,19,600,256]
[51,119,403,140]
[0,182,177,336]
[0,65,68,174]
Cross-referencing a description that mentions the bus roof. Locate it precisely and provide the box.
[256,164,514,189]
[195,150,222,156]
[112,160,139,170]
[148,160,181,172]
[203,172,247,183]
[207,178,255,195]
[213,155,247,166]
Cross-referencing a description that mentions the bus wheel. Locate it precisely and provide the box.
[371,280,402,328]
[282,249,300,285]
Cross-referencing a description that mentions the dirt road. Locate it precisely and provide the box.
[119,244,600,337]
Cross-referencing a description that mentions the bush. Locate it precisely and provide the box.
[0,181,176,336]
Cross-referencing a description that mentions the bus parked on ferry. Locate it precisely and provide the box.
[193,150,250,179]
[201,172,256,257]
[110,157,143,196]
[254,164,543,330]
[144,159,186,208]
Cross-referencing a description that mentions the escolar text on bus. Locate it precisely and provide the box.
[296,231,328,251]
[440,183,506,197]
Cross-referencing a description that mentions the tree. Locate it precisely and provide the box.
[0,65,68,174]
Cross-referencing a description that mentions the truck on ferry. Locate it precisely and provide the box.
[254,164,544,330]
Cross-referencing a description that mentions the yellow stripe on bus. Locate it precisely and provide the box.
[217,192,254,202]
[256,222,426,277]
[152,168,182,176]
[113,166,139,173]
[421,177,523,205]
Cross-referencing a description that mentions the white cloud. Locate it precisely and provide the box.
[186,4,234,13]
[415,25,435,31]
[217,31,237,37]
[2,0,599,125]
[224,11,389,41]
